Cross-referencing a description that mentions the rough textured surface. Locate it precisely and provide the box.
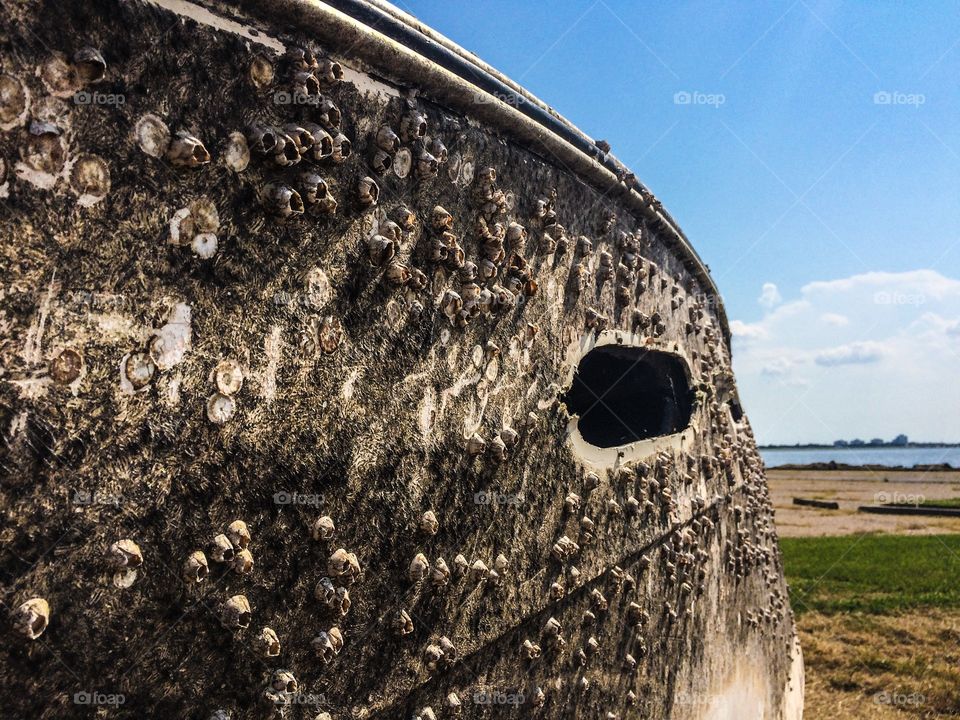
[0,1,801,718]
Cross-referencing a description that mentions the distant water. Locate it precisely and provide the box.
[760,446,960,468]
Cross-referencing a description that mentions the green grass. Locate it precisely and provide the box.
[918,497,960,509]
[781,534,960,614]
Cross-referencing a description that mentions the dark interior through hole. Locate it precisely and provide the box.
[728,399,744,422]
[561,346,693,447]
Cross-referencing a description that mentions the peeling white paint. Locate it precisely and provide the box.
[340,368,360,401]
[340,65,401,100]
[22,274,57,366]
[162,374,182,408]
[261,325,282,403]
[418,386,436,438]
[7,375,51,400]
[145,0,285,53]
[14,161,62,190]
[150,302,192,370]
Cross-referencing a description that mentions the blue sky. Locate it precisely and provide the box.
[399,0,960,444]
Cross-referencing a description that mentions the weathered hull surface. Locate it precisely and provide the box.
[0,1,803,718]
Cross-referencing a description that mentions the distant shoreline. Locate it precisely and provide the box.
[768,461,957,472]
[760,443,960,450]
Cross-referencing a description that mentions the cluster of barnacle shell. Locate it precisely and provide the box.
[169,196,221,259]
[243,48,347,218]
[107,538,143,588]
[264,668,300,706]
[419,166,543,330]
[148,50,333,217]
[0,48,113,201]
[327,547,361,584]
[12,597,50,640]
[369,110,437,181]
[206,520,254,577]
[315,576,351,617]
[135,114,210,168]
[309,518,353,620]
[119,302,192,394]
[206,357,244,425]
[179,521,255,623]
[311,626,344,664]
[252,129,341,217]
[406,547,509,597]
[465,425,519,462]
[422,635,457,670]
[10,30,773,719]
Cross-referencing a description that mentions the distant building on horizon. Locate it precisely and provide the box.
[831,434,909,447]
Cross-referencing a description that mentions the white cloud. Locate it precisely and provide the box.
[814,341,886,366]
[820,312,849,327]
[730,319,766,341]
[729,269,960,444]
[803,270,960,299]
[761,357,793,376]
[758,282,782,309]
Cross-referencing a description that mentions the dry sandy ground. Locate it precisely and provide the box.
[768,468,960,537]
[799,610,960,720]
[769,469,960,719]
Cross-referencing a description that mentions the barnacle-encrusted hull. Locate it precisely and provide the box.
[0,1,803,718]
